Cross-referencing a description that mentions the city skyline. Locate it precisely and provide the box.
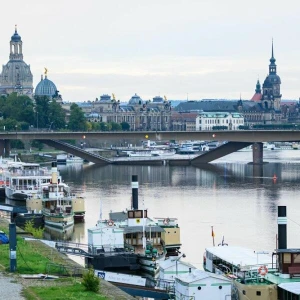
[0,0,300,102]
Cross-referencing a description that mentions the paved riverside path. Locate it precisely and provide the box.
[0,272,25,300]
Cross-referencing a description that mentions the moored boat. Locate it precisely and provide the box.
[41,162,74,231]
[4,161,59,201]
[203,206,300,300]
[108,175,182,278]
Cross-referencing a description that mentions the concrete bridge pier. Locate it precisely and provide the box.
[252,142,263,165]
[0,139,10,157]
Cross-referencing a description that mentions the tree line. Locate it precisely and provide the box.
[0,93,130,132]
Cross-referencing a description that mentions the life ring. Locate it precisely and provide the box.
[108,220,114,226]
[258,265,268,276]
[163,218,170,225]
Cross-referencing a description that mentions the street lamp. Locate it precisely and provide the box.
[36,112,39,131]
[172,253,186,276]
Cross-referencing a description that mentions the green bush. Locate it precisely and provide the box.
[82,268,100,293]
[24,220,44,239]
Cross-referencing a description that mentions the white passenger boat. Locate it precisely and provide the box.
[4,162,59,201]
[126,149,176,157]
[57,154,83,164]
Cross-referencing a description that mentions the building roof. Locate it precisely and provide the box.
[11,29,21,42]
[129,93,143,105]
[251,93,262,102]
[175,100,239,112]
[35,76,57,97]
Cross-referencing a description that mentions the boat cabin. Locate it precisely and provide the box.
[109,209,164,253]
[175,269,232,300]
[277,249,300,278]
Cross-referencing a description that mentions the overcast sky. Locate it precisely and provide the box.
[1,0,300,102]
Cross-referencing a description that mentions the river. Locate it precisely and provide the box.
[48,149,300,269]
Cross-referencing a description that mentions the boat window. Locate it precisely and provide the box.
[134,211,142,218]
[284,253,291,263]
[158,233,161,238]
[151,232,156,238]
[293,254,300,263]
[128,211,134,218]
[132,233,137,238]
[125,234,131,238]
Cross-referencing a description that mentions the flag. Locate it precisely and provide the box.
[211,227,215,238]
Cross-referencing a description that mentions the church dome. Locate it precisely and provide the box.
[11,29,21,42]
[263,74,281,87]
[35,76,57,97]
[129,93,143,105]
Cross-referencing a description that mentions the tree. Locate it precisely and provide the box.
[31,140,44,151]
[68,103,86,131]
[109,122,121,131]
[3,93,34,124]
[121,122,130,131]
[48,100,66,130]
[11,140,25,149]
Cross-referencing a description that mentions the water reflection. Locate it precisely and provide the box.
[2,150,300,269]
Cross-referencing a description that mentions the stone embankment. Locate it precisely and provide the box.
[0,218,135,300]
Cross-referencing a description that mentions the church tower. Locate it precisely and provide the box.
[0,26,33,97]
[261,41,281,111]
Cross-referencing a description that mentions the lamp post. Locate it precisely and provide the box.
[172,253,186,276]
[36,112,39,131]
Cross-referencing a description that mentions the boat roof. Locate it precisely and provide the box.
[206,246,272,269]
[110,211,128,222]
[278,282,300,295]
[160,258,195,270]
[276,249,300,253]
[177,269,231,284]
[122,226,164,234]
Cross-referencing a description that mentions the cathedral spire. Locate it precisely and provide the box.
[255,79,261,93]
[269,39,276,74]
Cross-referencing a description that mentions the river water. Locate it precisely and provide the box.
[50,149,300,269]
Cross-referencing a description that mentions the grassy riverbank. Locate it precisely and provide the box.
[0,219,134,299]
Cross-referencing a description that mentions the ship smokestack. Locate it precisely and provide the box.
[51,161,58,184]
[278,206,287,249]
[132,175,138,210]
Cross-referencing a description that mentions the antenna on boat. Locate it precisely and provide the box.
[99,199,102,222]
[142,199,146,249]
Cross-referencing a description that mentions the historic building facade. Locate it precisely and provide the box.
[195,112,244,131]
[81,94,172,131]
[0,27,33,97]
[174,42,284,129]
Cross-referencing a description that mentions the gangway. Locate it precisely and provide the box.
[41,139,111,165]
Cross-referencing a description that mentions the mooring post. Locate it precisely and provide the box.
[252,142,263,165]
[9,223,17,272]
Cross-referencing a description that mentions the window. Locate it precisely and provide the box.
[128,211,134,218]
[284,253,291,263]
[256,291,261,296]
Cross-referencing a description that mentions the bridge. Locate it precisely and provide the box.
[0,130,299,164]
